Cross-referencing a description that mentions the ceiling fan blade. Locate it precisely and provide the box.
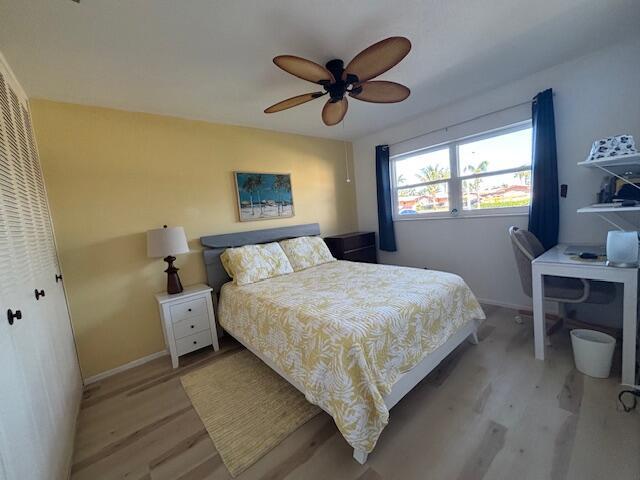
[273,55,334,84]
[264,92,325,113]
[349,81,410,103]
[322,98,348,126]
[344,37,411,82]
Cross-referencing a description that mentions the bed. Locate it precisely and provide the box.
[201,223,485,463]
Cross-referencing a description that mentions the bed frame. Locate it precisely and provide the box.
[200,223,481,464]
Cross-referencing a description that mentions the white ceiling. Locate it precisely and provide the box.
[1,0,639,140]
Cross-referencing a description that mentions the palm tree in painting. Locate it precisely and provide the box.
[272,175,289,215]
[273,175,291,215]
[242,174,263,216]
[242,175,256,215]
[282,177,292,214]
[252,174,264,215]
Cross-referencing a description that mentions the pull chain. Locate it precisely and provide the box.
[342,118,351,183]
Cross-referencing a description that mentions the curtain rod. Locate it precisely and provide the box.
[388,94,549,148]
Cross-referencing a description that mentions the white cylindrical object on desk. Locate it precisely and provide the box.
[606,230,639,267]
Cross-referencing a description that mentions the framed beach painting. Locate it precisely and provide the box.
[234,172,295,222]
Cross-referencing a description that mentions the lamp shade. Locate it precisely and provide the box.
[147,226,189,258]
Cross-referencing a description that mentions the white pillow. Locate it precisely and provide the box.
[279,236,335,271]
[221,242,293,286]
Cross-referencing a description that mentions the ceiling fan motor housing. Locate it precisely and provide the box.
[324,59,360,102]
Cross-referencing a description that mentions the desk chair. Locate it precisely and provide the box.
[508,227,615,325]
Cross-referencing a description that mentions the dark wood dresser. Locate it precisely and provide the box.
[324,232,377,264]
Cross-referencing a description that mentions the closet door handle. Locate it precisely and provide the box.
[55,274,63,283]
[7,309,22,325]
[35,289,45,300]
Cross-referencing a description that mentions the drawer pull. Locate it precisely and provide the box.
[188,308,192,312]
[193,341,197,345]
[7,309,22,325]
[190,325,194,329]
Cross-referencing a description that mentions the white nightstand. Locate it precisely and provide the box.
[155,284,219,368]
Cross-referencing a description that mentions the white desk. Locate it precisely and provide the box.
[532,244,638,387]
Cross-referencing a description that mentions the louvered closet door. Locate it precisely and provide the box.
[0,63,81,479]
[17,93,70,418]
[15,88,76,475]
[0,71,48,479]
[19,97,81,474]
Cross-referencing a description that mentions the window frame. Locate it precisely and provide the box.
[391,120,532,221]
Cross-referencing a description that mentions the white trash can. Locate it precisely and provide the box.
[570,329,616,378]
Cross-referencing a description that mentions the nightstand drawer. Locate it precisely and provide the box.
[170,297,207,322]
[175,329,213,356]
[343,245,377,263]
[172,315,210,339]
[341,232,375,252]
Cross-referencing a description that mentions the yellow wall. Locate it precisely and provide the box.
[30,99,358,378]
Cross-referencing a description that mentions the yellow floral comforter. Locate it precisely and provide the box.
[218,261,485,453]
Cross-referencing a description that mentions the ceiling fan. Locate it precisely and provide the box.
[265,37,411,126]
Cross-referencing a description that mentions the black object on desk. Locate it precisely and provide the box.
[324,232,377,263]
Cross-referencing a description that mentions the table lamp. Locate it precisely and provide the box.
[147,225,189,294]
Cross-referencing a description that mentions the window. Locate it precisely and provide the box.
[391,122,532,219]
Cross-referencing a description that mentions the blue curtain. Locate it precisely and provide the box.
[528,88,559,250]
[376,145,397,252]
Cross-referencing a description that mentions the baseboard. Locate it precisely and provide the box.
[83,350,169,385]
[478,297,563,316]
[477,297,531,312]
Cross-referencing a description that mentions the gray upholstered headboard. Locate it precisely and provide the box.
[200,223,321,295]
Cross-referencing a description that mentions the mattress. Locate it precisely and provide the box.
[218,260,485,453]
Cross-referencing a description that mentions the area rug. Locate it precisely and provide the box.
[180,349,321,477]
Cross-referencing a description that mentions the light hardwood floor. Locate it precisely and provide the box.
[71,305,640,480]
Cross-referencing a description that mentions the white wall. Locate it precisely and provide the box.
[353,36,640,309]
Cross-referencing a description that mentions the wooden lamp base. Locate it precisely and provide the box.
[164,255,184,294]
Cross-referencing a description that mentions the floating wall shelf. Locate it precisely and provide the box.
[577,206,640,214]
[576,153,640,230]
[577,153,640,175]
